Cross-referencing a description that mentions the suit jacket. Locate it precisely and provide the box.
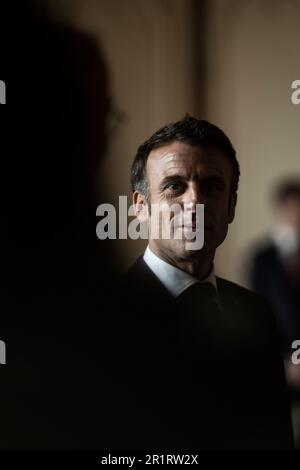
[251,241,300,351]
[0,256,293,450]
[112,256,294,449]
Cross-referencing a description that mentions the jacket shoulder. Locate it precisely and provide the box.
[217,276,261,298]
[216,276,273,312]
[217,276,260,297]
[216,276,280,335]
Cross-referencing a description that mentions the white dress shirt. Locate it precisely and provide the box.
[143,245,217,298]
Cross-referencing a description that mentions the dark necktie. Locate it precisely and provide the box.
[176,282,222,350]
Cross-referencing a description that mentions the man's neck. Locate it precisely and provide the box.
[148,243,215,282]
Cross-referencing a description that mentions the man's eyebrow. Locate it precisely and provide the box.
[160,174,225,184]
[160,175,185,186]
[201,175,225,183]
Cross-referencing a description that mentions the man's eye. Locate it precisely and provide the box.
[204,181,222,193]
[166,182,183,192]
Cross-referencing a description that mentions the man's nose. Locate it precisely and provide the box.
[182,183,202,209]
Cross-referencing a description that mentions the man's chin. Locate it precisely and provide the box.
[150,237,215,260]
[171,238,205,258]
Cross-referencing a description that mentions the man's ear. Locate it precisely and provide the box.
[133,191,149,222]
[228,192,237,224]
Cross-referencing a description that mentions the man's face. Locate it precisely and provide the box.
[139,141,236,263]
[278,195,300,232]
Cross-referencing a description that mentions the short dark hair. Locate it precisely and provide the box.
[131,115,240,199]
[274,179,300,204]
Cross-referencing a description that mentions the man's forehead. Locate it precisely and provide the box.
[148,142,198,162]
[147,142,230,176]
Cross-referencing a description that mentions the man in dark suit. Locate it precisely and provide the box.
[250,180,300,446]
[250,180,300,355]
[117,116,293,449]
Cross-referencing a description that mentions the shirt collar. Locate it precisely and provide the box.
[143,245,217,298]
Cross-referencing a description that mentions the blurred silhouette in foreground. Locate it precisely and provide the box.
[250,178,300,446]
[0,0,122,448]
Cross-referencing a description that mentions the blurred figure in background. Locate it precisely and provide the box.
[250,178,300,446]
